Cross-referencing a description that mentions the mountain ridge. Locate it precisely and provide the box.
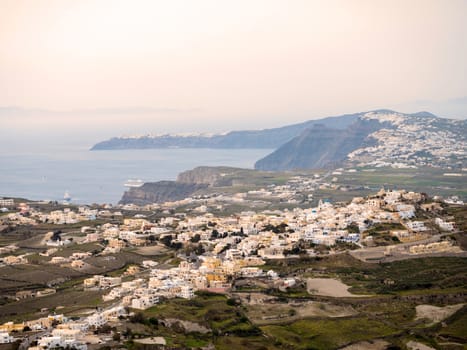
[254,117,392,170]
[90,109,441,151]
[90,112,366,150]
[255,110,466,171]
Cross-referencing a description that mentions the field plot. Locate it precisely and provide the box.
[261,317,399,350]
[437,306,467,345]
[244,300,356,325]
[135,291,276,349]
[266,254,467,296]
[0,287,105,323]
[340,339,390,350]
[307,278,369,297]
[415,304,464,324]
[314,167,467,203]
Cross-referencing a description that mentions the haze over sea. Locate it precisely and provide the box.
[0,144,272,204]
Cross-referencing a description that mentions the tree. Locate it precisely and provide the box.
[123,327,133,339]
[346,222,360,233]
[160,235,173,247]
[226,298,237,306]
[130,312,146,324]
[148,317,158,326]
[171,242,183,250]
[96,324,112,334]
[51,230,62,241]
[190,234,201,243]
[195,244,205,255]
[218,243,231,254]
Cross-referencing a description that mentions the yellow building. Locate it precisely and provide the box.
[201,257,222,270]
[0,321,25,332]
[123,218,149,229]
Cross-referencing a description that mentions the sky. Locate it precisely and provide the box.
[1,0,466,147]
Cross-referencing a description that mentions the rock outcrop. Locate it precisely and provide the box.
[119,181,208,205]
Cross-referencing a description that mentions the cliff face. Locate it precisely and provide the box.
[118,166,261,204]
[254,118,386,171]
[119,167,243,205]
[119,181,208,205]
[177,166,224,185]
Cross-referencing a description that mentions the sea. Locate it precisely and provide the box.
[0,145,273,204]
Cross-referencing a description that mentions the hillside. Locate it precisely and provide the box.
[255,111,466,171]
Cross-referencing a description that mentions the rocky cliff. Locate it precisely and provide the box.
[119,181,208,205]
[119,166,245,205]
[177,166,225,185]
[254,118,388,170]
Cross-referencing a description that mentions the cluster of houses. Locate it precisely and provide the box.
[1,187,459,270]
[82,254,271,312]
[2,203,120,226]
[0,184,463,349]
[348,112,466,169]
[83,188,447,259]
[0,307,127,349]
[36,207,98,225]
[134,188,444,254]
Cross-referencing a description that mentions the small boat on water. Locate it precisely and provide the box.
[124,179,144,188]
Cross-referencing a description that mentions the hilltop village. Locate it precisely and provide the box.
[0,173,465,350]
[346,112,467,170]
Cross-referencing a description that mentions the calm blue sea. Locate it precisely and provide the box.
[0,146,273,204]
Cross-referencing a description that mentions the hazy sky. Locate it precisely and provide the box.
[1,0,466,145]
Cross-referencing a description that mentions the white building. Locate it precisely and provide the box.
[179,285,194,299]
[51,328,82,341]
[405,221,428,232]
[131,295,159,310]
[240,267,263,278]
[283,278,296,288]
[38,336,63,349]
[435,218,455,231]
[0,332,14,344]
[396,204,415,219]
[86,313,106,328]
[0,198,14,207]
[37,335,87,350]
